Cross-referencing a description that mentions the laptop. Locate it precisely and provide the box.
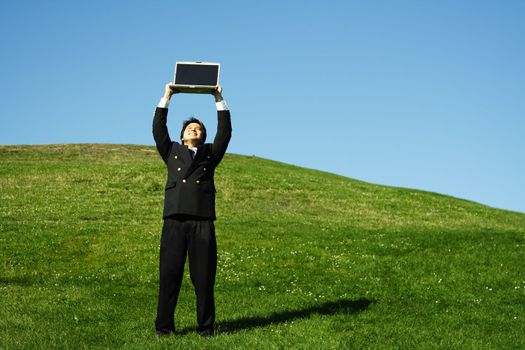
[172,61,220,94]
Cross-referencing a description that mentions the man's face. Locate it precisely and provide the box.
[182,122,204,144]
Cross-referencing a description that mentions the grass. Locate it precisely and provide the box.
[1,144,524,349]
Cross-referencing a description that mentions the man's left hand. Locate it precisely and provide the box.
[212,86,223,102]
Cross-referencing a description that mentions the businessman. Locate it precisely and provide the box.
[152,83,232,337]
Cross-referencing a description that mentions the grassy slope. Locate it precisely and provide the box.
[1,144,524,349]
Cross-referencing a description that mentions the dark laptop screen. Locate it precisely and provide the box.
[175,64,219,86]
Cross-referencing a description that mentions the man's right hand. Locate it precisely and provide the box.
[163,83,178,100]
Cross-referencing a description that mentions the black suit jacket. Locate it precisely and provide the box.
[152,107,232,220]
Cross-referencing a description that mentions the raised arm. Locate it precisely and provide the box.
[152,83,177,163]
[211,86,232,163]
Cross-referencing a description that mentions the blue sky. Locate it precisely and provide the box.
[1,1,524,214]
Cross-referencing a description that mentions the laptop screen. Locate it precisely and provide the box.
[175,63,219,86]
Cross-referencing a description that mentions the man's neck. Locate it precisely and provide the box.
[183,141,200,149]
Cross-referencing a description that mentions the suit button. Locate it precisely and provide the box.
[196,180,200,184]
[182,179,186,183]
[174,155,178,159]
[203,168,207,171]
[177,167,181,171]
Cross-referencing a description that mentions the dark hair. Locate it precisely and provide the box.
[180,117,207,144]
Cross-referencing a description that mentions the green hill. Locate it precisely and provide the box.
[1,144,524,349]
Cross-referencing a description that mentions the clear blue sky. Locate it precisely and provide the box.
[1,1,524,214]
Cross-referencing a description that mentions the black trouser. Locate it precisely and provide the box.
[155,216,217,333]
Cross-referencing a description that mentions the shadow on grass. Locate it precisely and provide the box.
[0,275,34,286]
[179,298,373,335]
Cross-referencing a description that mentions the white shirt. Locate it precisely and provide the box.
[188,146,198,158]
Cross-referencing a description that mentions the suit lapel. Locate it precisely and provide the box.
[183,144,206,179]
[178,144,193,165]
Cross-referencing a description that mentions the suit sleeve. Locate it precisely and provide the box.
[211,110,232,164]
[152,107,173,163]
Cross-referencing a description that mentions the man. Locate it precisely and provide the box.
[152,83,232,337]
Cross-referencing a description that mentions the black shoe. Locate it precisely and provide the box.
[197,328,214,337]
[156,329,175,337]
